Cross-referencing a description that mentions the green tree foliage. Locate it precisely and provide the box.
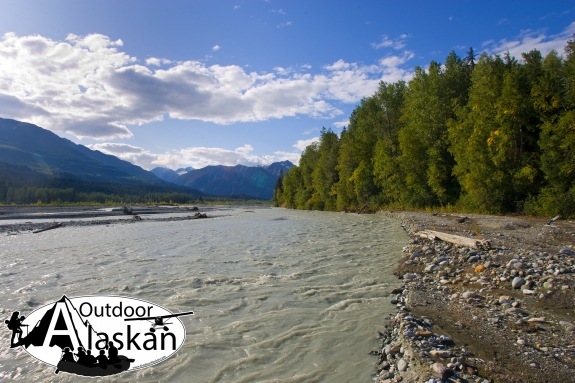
[373,81,406,205]
[279,37,575,217]
[531,38,575,216]
[311,128,340,210]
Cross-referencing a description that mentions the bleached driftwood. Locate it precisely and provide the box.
[417,229,491,250]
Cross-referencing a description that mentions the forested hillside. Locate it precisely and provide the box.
[274,36,575,217]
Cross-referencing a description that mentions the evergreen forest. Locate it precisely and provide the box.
[274,36,575,218]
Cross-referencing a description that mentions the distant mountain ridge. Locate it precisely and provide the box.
[152,160,294,199]
[0,117,293,200]
[0,118,165,185]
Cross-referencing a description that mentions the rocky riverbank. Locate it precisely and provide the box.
[372,211,575,383]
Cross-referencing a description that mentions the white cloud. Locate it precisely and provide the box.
[0,32,414,139]
[333,119,349,128]
[234,5,240,9]
[293,137,319,151]
[270,9,286,14]
[301,64,311,69]
[303,127,319,135]
[371,34,409,50]
[277,21,292,28]
[487,21,575,58]
[371,36,393,49]
[145,57,172,66]
[87,143,159,169]
[274,66,292,75]
[212,45,220,51]
[89,142,305,169]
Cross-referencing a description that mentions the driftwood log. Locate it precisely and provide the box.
[417,229,491,250]
[33,222,63,234]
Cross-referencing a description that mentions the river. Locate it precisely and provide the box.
[0,207,406,382]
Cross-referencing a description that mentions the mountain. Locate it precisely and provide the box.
[172,164,278,199]
[176,167,194,175]
[151,167,181,182]
[154,161,293,199]
[66,139,161,183]
[0,118,163,184]
[263,160,294,179]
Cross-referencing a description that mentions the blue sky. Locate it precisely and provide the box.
[0,1,573,170]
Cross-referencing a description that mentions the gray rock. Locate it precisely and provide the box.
[512,277,526,289]
[397,358,407,372]
[505,307,527,315]
[462,291,477,299]
[390,287,404,294]
[432,362,447,377]
[468,256,479,263]
[411,252,421,259]
[560,249,575,256]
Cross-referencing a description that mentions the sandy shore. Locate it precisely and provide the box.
[372,210,575,383]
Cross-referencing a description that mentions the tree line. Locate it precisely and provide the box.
[274,36,575,217]
[0,177,265,205]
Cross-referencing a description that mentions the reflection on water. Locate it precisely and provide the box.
[0,208,406,382]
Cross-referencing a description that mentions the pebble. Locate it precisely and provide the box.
[559,249,575,256]
[397,358,407,372]
[511,277,525,289]
[432,362,447,377]
[462,290,477,299]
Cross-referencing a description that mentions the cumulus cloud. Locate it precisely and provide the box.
[293,137,319,151]
[0,32,414,139]
[89,142,306,169]
[274,66,292,75]
[212,45,220,51]
[333,119,349,128]
[486,21,575,58]
[145,57,172,66]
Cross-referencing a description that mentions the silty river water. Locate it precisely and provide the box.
[0,207,406,382]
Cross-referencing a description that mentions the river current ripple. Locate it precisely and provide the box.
[0,208,406,382]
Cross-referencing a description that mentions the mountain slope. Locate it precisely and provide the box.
[151,167,181,183]
[173,164,277,199]
[66,139,162,184]
[263,160,294,179]
[0,118,161,184]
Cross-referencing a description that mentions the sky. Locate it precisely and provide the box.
[0,1,573,170]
